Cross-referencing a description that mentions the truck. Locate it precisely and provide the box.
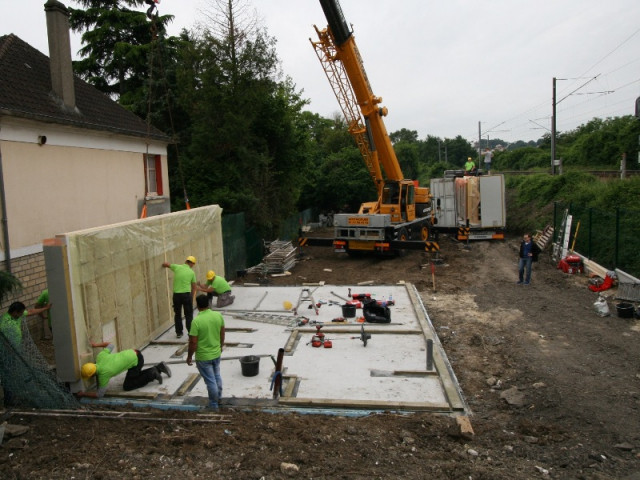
[301,0,438,255]
[430,170,506,241]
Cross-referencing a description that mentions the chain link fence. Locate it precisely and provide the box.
[1,322,79,409]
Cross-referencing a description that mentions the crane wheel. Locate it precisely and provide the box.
[420,226,429,241]
[397,228,409,242]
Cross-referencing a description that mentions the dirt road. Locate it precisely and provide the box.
[2,234,639,479]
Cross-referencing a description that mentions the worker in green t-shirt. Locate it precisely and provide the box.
[162,256,197,338]
[1,301,51,406]
[187,294,226,409]
[0,301,51,349]
[77,341,172,398]
[464,157,476,175]
[197,270,235,308]
[35,289,52,339]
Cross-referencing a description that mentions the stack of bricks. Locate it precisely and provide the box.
[0,251,48,338]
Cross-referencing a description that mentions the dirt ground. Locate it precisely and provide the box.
[2,232,640,479]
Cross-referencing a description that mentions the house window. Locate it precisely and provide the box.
[144,154,163,196]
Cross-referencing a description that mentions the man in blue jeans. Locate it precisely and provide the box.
[187,294,225,409]
[517,233,541,285]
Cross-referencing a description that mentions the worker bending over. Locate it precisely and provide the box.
[77,342,171,398]
[197,270,235,308]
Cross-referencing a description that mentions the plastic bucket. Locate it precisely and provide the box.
[341,304,356,318]
[239,355,260,377]
[615,302,634,319]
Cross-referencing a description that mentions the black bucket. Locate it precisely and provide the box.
[342,304,356,318]
[615,302,634,319]
[240,355,260,377]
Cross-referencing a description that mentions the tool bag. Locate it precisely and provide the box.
[362,299,391,323]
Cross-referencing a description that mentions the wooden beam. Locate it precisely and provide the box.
[177,373,200,396]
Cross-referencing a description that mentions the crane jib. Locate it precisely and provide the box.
[319,0,351,46]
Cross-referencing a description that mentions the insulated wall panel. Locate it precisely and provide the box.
[46,205,223,383]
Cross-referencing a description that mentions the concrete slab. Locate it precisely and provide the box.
[88,284,467,414]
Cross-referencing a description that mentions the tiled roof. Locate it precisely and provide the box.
[0,34,169,141]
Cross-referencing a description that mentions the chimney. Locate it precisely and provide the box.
[44,0,76,111]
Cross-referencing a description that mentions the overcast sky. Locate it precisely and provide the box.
[2,0,640,145]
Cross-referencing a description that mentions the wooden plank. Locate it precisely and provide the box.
[284,330,298,353]
[456,415,475,437]
[282,375,297,398]
[406,284,467,411]
[279,396,455,412]
[177,373,200,396]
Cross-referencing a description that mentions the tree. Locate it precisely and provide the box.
[0,271,21,304]
[177,0,311,237]
[69,0,174,101]
[389,128,418,144]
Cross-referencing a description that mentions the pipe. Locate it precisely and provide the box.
[0,143,12,272]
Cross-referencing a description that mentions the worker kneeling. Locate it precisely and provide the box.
[77,341,172,398]
[197,270,235,308]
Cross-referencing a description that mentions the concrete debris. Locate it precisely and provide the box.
[3,423,29,438]
[280,462,300,476]
[500,386,526,407]
[614,442,634,451]
[534,465,550,475]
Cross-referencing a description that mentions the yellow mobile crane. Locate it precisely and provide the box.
[304,0,438,255]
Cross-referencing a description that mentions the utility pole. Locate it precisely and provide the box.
[551,77,556,175]
[478,121,482,161]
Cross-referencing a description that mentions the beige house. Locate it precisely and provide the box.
[0,0,170,331]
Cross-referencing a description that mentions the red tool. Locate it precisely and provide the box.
[351,293,371,300]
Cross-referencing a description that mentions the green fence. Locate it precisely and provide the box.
[222,208,316,280]
[553,202,640,278]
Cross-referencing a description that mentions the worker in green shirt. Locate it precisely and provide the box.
[464,157,476,175]
[0,301,51,349]
[187,294,225,409]
[1,301,51,406]
[78,341,172,398]
[162,256,197,338]
[197,270,235,308]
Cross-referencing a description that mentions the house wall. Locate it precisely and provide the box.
[0,117,169,333]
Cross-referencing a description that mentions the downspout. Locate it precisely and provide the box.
[0,140,12,273]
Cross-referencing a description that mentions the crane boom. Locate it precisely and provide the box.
[308,0,437,255]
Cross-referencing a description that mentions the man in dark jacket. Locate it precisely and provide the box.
[517,233,542,285]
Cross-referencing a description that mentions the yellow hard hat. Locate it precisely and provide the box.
[283,300,293,311]
[186,255,196,264]
[206,270,215,281]
[467,157,472,161]
[81,363,97,379]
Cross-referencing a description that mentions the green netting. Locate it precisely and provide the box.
[222,212,248,280]
[554,202,640,278]
[0,324,80,410]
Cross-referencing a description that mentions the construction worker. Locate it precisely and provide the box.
[197,270,235,308]
[464,157,477,175]
[187,294,225,409]
[77,341,171,398]
[0,301,51,349]
[162,256,197,338]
